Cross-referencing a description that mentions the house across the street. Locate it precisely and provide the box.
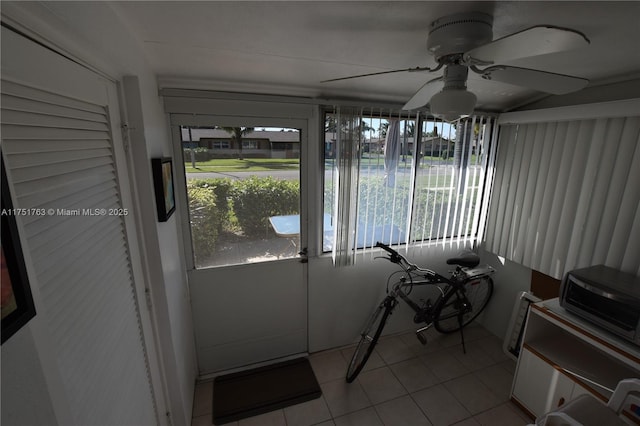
[181,128,301,158]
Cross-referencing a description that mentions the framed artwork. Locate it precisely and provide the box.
[1,157,36,344]
[151,157,176,222]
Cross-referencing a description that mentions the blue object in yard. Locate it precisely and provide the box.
[269,214,334,237]
[269,214,302,237]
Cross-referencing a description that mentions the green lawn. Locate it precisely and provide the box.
[185,155,478,175]
[185,158,300,173]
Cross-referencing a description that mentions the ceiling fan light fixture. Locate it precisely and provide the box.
[429,88,477,121]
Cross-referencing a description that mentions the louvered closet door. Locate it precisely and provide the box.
[1,28,156,425]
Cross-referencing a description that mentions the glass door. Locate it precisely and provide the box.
[173,114,309,374]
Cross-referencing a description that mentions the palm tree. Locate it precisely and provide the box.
[405,122,416,137]
[220,127,254,160]
[359,121,375,135]
[379,122,389,139]
[325,115,338,133]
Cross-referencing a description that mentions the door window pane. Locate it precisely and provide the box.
[182,126,301,268]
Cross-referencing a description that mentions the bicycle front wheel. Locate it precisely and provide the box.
[346,297,394,383]
[433,276,493,333]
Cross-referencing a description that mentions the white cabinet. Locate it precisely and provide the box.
[513,348,575,415]
[570,382,592,400]
[510,299,640,420]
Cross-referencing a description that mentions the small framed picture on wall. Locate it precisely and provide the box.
[151,157,176,222]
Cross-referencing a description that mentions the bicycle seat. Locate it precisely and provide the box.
[446,252,480,268]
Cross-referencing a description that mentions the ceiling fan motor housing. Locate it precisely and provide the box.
[442,64,469,89]
[427,12,493,60]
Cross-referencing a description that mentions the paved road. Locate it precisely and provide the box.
[186,170,302,180]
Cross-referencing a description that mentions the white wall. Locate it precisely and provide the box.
[1,327,58,425]
[1,2,197,425]
[123,76,197,424]
[476,249,532,339]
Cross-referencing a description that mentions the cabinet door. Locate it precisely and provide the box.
[570,383,593,400]
[512,348,575,416]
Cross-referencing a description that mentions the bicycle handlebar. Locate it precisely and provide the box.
[375,242,404,263]
[375,242,434,274]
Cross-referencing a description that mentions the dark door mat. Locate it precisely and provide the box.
[213,357,322,425]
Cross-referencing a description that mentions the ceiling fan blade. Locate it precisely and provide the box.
[402,77,443,110]
[321,66,431,83]
[481,65,589,94]
[464,26,590,65]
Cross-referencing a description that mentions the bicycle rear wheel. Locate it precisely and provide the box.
[346,297,395,383]
[433,276,493,333]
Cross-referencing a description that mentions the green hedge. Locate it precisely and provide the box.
[189,178,234,229]
[186,177,300,262]
[231,176,299,235]
[183,148,211,162]
[187,184,220,263]
[324,176,447,241]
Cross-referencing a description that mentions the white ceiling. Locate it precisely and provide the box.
[107,1,640,111]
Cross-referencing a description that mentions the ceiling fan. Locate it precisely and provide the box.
[322,12,590,120]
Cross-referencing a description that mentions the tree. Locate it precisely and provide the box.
[325,115,338,133]
[425,127,438,137]
[405,122,416,138]
[359,121,375,135]
[379,122,389,139]
[221,127,254,160]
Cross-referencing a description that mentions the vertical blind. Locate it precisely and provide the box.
[411,115,497,250]
[328,107,497,265]
[332,106,362,267]
[485,113,640,279]
[1,79,157,425]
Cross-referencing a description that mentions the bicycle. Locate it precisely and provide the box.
[346,242,495,383]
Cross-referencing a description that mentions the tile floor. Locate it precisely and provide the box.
[191,324,533,426]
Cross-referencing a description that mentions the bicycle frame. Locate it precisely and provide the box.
[387,268,464,325]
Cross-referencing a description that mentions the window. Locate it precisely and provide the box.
[180,125,301,268]
[212,140,230,149]
[323,108,496,261]
[242,140,258,149]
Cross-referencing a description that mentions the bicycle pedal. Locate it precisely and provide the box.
[415,331,428,345]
